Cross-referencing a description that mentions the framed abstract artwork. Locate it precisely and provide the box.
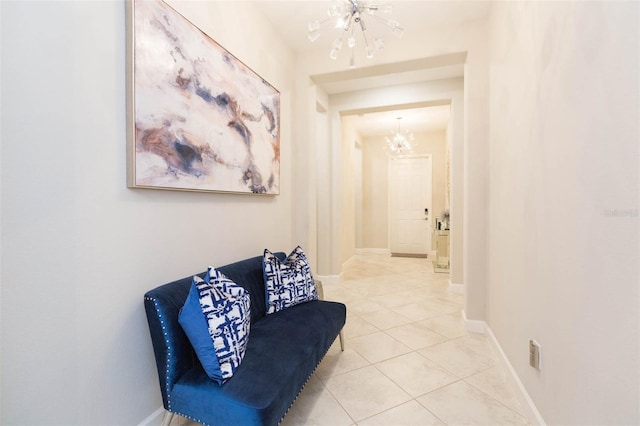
[125,0,280,194]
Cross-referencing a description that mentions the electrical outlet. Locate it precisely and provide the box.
[529,339,541,370]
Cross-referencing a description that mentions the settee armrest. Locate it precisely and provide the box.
[315,279,324,300]
[313,279,344,351]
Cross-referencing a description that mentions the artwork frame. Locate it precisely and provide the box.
[125,0,281,195]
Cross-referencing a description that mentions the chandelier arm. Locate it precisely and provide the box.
[318,16,333,26]
[368,13,392,27]
[334,30,346,49]
[343,14,354,32]
[361,27,370,46]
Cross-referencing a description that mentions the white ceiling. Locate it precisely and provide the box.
[252,1,491,54]
[251,0,491,136]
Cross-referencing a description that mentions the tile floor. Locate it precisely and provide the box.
[177,253,529,426]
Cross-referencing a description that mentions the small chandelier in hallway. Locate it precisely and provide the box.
[308,0,404,67]
[386,117,414,156]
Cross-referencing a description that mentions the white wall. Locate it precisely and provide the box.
[0,1,295,424]
[487,1,639,424]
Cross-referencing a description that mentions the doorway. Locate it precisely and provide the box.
[388,155,433,256]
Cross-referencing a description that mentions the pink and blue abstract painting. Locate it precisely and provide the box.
[127,0,280,194]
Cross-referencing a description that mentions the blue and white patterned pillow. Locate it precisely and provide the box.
[263,246,318,315]
[178,268,251,384]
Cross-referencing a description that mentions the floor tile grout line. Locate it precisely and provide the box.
[370,352,462,396]
[313,373,359,426]
[380,317,462,346]
[462,374,530,421]
[339,335,510,416]
[347,317,505,392]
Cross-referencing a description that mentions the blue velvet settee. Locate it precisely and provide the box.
[144,253,347,426]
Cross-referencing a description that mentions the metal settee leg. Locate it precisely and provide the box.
[161,411,174,426]
[339,330,345,351]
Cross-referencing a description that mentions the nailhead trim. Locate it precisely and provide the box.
[277,329,345,425]
[145,296,174,412]
[146,296,210,426]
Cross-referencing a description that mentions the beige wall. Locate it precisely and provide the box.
[462,17,490,321]
[362,131,448,250]
[354,142,364,249]
[314,94,331,275]
[487,1,639,423]
[362,137,390,249]
[424,131,449,231]
[339,115,359,266]
[1,1,295,424]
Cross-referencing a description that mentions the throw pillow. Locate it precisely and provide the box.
[178,269,251,384]
[263,246,318,315]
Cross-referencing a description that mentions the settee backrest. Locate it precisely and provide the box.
[143,252,286,409]
[215,253,285,323]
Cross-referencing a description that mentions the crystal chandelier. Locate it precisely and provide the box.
[308,0,404,67]
[386,117,414,155]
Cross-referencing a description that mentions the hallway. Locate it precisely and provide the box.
[280,253,529,425]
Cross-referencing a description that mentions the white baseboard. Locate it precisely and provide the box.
[355,248,391,255]
[460,311,545,426]
[449,280,463,294]
[137,407,164,426]
[343,255,357,268]
[315,274,341,285]
[462,310,486,333]
[485,327,546,426]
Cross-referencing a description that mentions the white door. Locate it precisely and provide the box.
[389,156,432,255]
